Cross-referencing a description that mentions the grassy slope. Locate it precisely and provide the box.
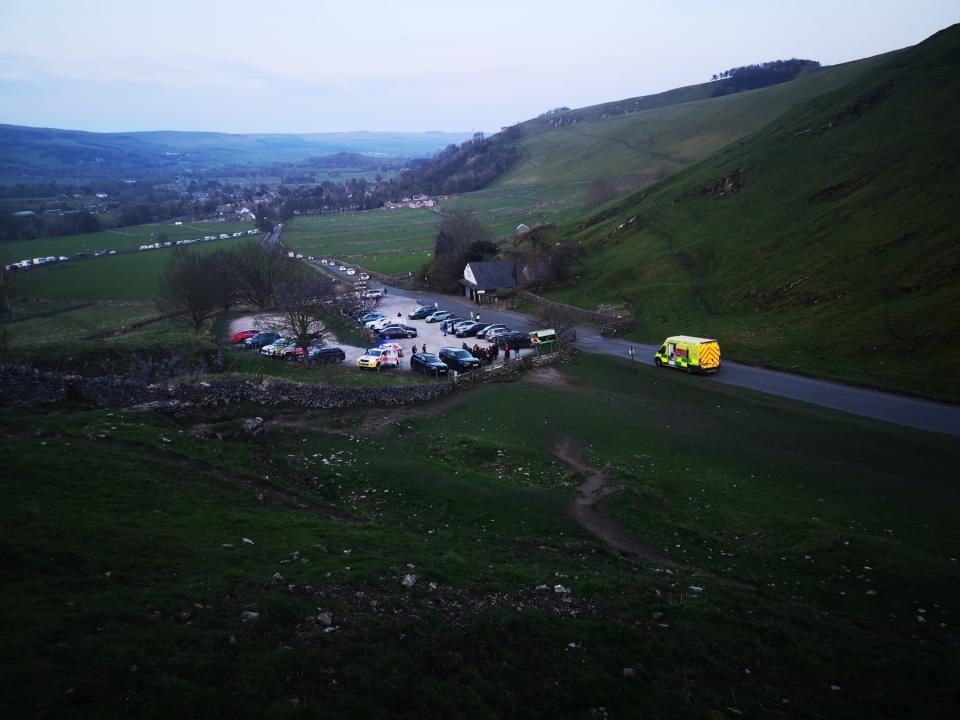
[546,24,960,401]
[496,56,885,188]
[1,354,957,717]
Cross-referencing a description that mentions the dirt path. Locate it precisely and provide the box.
[553,436,754,590]
[554,436,681,566]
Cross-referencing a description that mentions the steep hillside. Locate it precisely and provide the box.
[546,24,960,401]
[497,55,885,187]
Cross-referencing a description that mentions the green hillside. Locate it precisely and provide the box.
[544,24,960,401]
[497,55,887,187]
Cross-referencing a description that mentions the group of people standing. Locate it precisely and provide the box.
[462,342,505,365]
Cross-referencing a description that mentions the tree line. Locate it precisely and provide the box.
[711,59,821,95]
[156,241,341,366]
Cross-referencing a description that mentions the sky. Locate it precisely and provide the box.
[0,0,956,134]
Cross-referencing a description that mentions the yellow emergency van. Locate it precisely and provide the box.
[654,335,721,373]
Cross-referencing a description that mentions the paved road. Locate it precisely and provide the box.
[375,284,960,437]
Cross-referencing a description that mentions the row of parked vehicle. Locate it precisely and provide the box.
[408,304,533,349]
[230,329,347,364]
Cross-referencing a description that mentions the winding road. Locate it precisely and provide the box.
[297,239,960,438]
[380,284,960,437]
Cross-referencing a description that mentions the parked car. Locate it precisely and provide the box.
[359,312,385,323]
[305,346,346,364]
[359,273,370,280]
[363,288,384,298]
[261,339,294,357]
[408,305,437,320]
[357,347,399,370]
[338,265,347,271]
[425,310,452,323]
[475,324,508,339]
[438,347,481,373]
[494,330,533,349]
[244,331,280,349]
[366,317,396,331]
[346,268,356,276]
[231,329,257,344]
[485,327,512,342]
[379,325,417,339]
[439,316,465,333]
[455,322,485,338]
[410,353,449,376]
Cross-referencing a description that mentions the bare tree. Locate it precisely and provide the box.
[156,248,218,333]
[230,242,296,309]
[264,268,337,367]
[209,248,240,313]
[427,207,492,292]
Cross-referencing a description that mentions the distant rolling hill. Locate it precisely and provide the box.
[0,126,471,179]
[545,23,960,401]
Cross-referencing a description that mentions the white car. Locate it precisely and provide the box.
[359,272,370,280]
[338,265,347,271]
[346,268,356,276]
[363,289,384,299]
[365,317,395,331]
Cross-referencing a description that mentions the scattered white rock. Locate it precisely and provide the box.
[272,572,284,584]
[688,585,704,593]
[104,571,112,578]
[402,574,417,588]
[317,611,333,627]
[242,537,255,545]
[622,667,635,678]
[240,611,259,622]
[554,584,571,595]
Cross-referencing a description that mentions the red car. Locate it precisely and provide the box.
[231,329,258,344]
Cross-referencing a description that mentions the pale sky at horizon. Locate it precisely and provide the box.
[0,0,956,134]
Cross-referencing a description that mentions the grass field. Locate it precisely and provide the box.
[2,353,957,717]
[11,235,257,302]
[2,221,256,262]
[282,186,588,275]
[282,209,440,275]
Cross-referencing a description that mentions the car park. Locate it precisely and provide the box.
[231,329,257,344]
[244,331,280,349]
[426,310,452,323]
[410,353,449,376]
[438,347,481,373]
[408,305,437,320]
[455,322,485,338]
[357,347,399,370]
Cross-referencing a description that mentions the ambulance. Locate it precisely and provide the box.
[654,336,721,374]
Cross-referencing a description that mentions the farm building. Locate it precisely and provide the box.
[461,260,522,304]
